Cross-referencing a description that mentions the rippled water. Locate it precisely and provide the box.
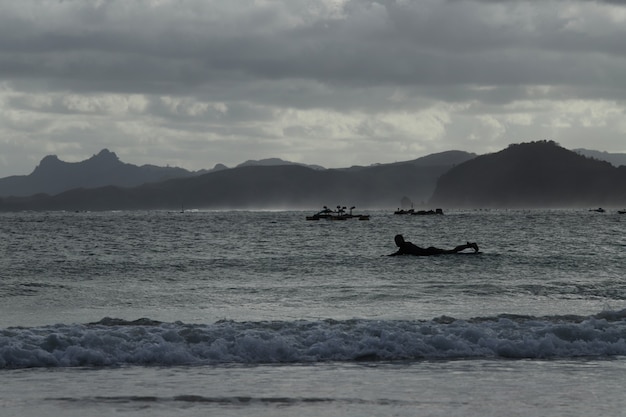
[2,209,624,325]
[1,209,625,416]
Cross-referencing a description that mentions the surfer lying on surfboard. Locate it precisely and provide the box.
[388,234,479,256]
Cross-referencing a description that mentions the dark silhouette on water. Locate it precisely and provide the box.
[394,208,443,215]
[306,205,370,220]
[388,234,479,256]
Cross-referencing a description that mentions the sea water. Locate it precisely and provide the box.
[1,209,625,416]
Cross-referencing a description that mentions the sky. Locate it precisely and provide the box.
[1,0,626,177]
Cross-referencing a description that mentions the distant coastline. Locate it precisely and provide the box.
[0,141,625,211]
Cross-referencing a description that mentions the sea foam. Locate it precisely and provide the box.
[1,310,626,368]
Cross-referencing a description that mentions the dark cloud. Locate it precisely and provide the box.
[0,0,625,177]
[2,0,625,94]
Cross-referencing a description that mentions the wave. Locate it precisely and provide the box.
[2,310,626,368]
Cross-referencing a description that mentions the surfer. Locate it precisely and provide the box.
[388,234,479,256]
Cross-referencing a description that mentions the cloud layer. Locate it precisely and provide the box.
[1,0,626,176]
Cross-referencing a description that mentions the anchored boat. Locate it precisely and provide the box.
[306,205,370,220]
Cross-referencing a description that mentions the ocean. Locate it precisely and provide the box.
[1,209,625,416]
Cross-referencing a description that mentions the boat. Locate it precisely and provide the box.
[395,208,444,215]
[306,205,369,220]
[589,207,605,213]
[618,210,626,214]
[412,208,444,216]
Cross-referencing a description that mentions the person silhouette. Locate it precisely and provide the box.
[388,234,479,256]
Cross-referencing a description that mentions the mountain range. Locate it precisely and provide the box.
[0,150,346,198]
[0,149,475,211]
[0,149,198,197]
[0,141,624,211]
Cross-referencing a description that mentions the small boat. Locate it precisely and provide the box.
[618,210,626,214]
[395,208,444,215]
[306,205,369,220]
[589,207,605,213]
[411,208,444,216]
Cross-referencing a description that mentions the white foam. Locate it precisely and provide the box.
[1,310,626,368]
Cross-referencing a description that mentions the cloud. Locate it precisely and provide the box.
[5,0,625,94]
[0,0,625,177]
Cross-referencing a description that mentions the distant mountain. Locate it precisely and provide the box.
[0,150,477,211]
[194,163,228,176]
[573,149,626,167]
[340,150,474,172]
[430,141,626,208]
[236,158,325,170]
[0,149,198,197]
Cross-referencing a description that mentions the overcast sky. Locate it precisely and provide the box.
[1,0,626,176]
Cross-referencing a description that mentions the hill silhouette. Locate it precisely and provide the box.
[0,149,198,197]
[3,143,625,211]
[430,141,626,208]
[574,149,626,167]
[0,150,475,211]
[236,158,325,170]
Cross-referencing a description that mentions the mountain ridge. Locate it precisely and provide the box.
[574,149,626,167]
[0,149,476,199]
[0,149,198,197]
[430,141,626,208]
[1,143,625,211]
[0,150,477,210]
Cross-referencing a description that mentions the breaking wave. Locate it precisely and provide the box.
[2,310,626,368]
